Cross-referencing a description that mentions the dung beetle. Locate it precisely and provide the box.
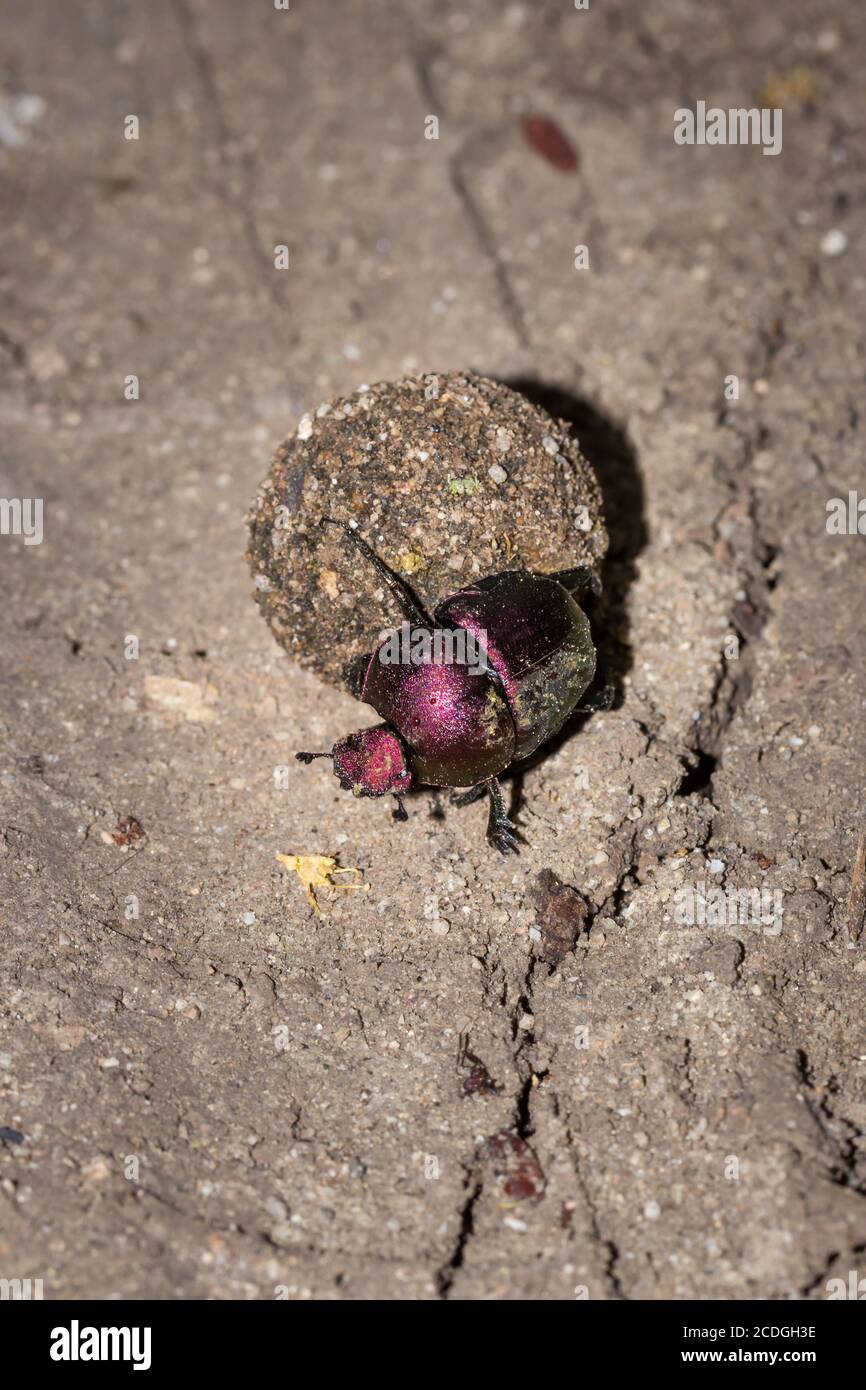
[297,520,612,853]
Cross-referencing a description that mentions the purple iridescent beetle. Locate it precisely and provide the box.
[297,520,612,853]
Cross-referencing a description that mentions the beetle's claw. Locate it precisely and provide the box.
[488,818,520,855]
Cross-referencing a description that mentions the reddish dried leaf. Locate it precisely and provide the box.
[532,869,589,964]
[110,815,145,846]
[483,1129,545,1201]
[521,114,578,173]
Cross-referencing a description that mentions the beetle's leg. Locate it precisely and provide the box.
[484,777,520,855]
[574,681,615,713]
[321,518,434,627]
[450,783,487,808]
[551,564,602,600]
[392,794,408,822]
[296,749,332,763]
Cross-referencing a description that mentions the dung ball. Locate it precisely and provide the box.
[246,371,607,689]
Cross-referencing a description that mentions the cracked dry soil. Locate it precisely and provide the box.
[1,0,865,1300]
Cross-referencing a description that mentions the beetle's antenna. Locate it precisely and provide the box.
[295,750,331,763]
[320,517,434,627]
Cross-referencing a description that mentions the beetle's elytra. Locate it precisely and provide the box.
[297,521,612,853]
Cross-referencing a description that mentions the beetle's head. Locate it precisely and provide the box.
[297,724,413,800]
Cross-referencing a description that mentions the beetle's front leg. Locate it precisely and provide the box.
[484,777,519,855]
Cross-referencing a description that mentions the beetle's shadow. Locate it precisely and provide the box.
[496,378,648,825]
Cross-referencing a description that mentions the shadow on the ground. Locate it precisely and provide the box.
[495,378,648,827]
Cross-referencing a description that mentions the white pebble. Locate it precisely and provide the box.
[820,228,848,257]
[297,413,313,440]
[644,1200,661,1220]
[488,463,508,485]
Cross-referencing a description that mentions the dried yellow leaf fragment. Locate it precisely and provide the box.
[276,853,368,915]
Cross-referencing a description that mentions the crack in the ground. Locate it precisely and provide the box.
[172,0,289,313]
[551,1088,625,1298]
[796,1049,866,1199]
[448,132,531,351]
[435,1171,483,1298]
[404,13,530,351]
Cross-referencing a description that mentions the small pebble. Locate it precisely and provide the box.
[503,1215,528,1233]
[820,228,848,257]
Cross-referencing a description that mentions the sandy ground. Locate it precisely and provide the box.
[1,0,865,1300]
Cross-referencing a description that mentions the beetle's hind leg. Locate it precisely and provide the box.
[551,564,602,600]
[451,780,518,852]
[450,783,488,808]
[484,777,519,855]
[575,682,615,713]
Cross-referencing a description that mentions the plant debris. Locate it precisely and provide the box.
[276,852,368,915]
[482,1129,546,1202]
[521,114,578,172]
[532,868,589,964]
